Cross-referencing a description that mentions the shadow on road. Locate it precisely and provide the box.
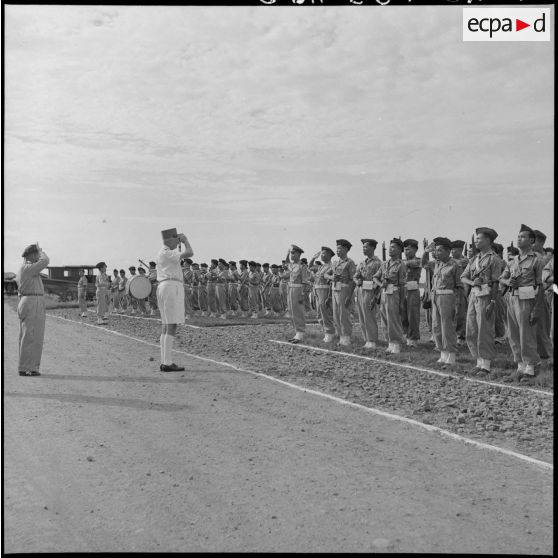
[4,392,191,412]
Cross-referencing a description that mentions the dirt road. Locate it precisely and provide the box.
[2,303,553,553]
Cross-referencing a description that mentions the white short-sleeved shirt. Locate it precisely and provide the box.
[156,246,182,282]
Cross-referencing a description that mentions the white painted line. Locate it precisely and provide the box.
[47,313,553,472]
[86,308,202,329]
[269,340,553,398]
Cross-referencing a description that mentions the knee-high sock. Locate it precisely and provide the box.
[160,334,166,364]
[165,334,174,365]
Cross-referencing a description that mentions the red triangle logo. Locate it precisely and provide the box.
[516,19,530,32]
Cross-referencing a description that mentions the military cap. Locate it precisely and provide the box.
[360,239,378,248]
[218,258,227,265]
[119,269,125,273]
[315,261,322,266]
[263,263,270,268]
[200,263,208,268]
[211,259,218,265]
[403,238,419,249]
[192,263,200,268]
[255,263,262,268]
[450,240,466,249]
[507,246,519,256]
[520,224,533,233]
[239,260,248,266]
[270,264,278,269]
[248,261,256,267]
[161,227,178,240]
[533,229,547,242]
[184,258,193,265]
[290,244,304,254]
[321,246,335,256]
[96,261,107,269]
[433,237,452,249]
[129,266,136,271]
[544,247,554,254]
[475,227,498,241]
[21,244,39,258]
[336,239,352,250]
[138,267,146,273]
[149,261,156,267]
[390,238,404,250]
[228,261,237,266]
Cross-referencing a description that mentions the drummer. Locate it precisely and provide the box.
[128,266,139,314]
[137,267,149,316]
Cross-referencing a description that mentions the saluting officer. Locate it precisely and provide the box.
[16,243,50,376]
[284,245,312,343]
[460,227,500,374]
[310,247,336,343]
[422,238,461,365]
[401,239,422,347]
[324,239,356,347]
[353,239,382,349]
[450,240,469,345]
[499,225,545,376]
[372,238,407,354]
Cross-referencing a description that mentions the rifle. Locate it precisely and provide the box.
[382,241,386,262]
[421,238,432,312]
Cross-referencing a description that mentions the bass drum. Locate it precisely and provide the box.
[128,275,152,299]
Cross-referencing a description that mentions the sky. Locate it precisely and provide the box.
[2,4,554,273]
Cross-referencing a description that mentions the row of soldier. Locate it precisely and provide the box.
[84,226,553,378]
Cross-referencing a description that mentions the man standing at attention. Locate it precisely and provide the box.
[353,239,382,350]
[77,269,89,318]
[450,240,469,346]
[309,247,335,343]
[372,238,407,354]
[324,239,356,347]
[156,228,193,372]
[460,227,500,375]
[16,243,50,376]
[401,238,422,347]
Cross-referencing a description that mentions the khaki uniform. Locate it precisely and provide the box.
[493,255,507,339]
[228,269,240,312]
[198,271,208,313]
[216,269,229,315]
[16,251,49,374]
[328,257,357,338]
[426,258,461,354]
[248,270,261,314]
[313,262,335,335]
[148,269,158,312]
[499,251,543,366]
[183,268,194,316]
[534,251,553,358]
[542,256,554,342]
[402,257,422,341]
[77,275,89,313]
[354,256,382,343]
[287,262,312,333]
[110,274,120,312]
[261,271,272,312]
[96,271,109,320]
[453,256,469,340]
[269,273,284,313]
[238,269,249,313]
[118,275,128,311]
[207,268,218,315]
[280,269,289,312]
[461,251,500,361]
[373,259,407,345]
[191,272,200,313]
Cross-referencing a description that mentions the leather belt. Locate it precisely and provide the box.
[289,283,303,288]
[435,289,454,295]
[158,278,183,284]
[314,285,331,290]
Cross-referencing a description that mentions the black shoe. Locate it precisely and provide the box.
[19,370,32,376]
[160,363,185,372]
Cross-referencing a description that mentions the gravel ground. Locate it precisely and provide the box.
[44,306,554,465]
